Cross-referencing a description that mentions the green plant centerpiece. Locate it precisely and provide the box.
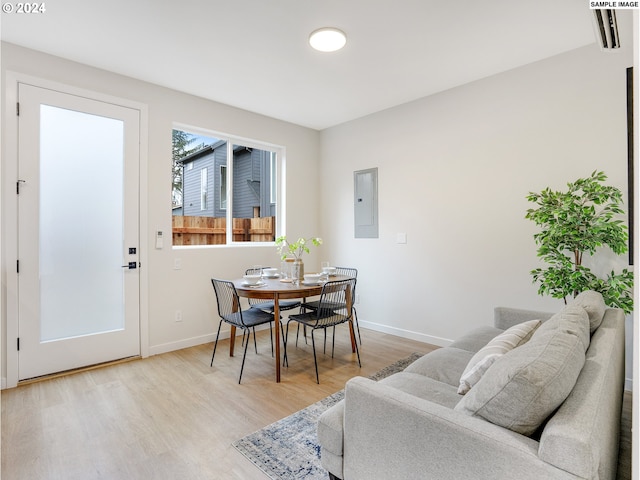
[275,236,322,280]
[525,170,633,314]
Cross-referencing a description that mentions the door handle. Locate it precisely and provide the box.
[121,262,137,269]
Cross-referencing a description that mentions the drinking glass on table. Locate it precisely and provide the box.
[321,261,330,281]
[252,265,263,279]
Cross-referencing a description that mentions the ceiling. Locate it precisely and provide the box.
[1,1,600,130]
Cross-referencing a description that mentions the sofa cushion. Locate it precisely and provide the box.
[317,399,345,457]
[457,319,542,395]
[448,326,504,353]
[403,347,474,387]
[320,447,343,480]
[454,306,590,435]
[571,290,606,333]
[317,373,461,462]
[380,372,462,409]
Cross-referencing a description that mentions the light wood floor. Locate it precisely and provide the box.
[1,328,435,480]
[1,328,632,480]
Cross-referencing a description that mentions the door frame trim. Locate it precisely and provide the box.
[3,72,149,388]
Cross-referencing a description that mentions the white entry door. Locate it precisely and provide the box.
[17,83,141,380]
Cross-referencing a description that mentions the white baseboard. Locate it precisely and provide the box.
[148,332,221,356]
[359,320,452,348]
[1,377,6,390]
[147,324,272,357]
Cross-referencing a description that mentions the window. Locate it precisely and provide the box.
[171,126,281,246]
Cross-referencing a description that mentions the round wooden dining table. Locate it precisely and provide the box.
[233,275,356,382]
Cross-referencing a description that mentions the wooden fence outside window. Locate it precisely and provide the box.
[172,215,275,245]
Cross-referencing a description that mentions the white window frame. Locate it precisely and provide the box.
[270,152,277,204]
[200,167,208,210]
[172,123,285,248]
[219,165,227,210]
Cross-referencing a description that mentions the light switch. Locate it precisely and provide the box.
[396,233,407,244]
[155,230,164,249]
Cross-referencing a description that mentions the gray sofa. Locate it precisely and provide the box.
[317,291,625,480]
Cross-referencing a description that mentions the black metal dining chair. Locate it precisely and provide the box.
[210,278,280,384]
[299,266,362,347]
[284,277,361,384]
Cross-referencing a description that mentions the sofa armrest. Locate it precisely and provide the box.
[342,377,577,480]
[494,306,554,330]
[539,308,625,480]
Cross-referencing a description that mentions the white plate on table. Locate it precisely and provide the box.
[302,281,321,286]
[263,274,279,279]
[242,281,266,287]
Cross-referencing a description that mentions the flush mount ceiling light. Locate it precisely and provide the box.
[309,27,347,52]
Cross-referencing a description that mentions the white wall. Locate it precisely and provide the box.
[1,23,635,387]
[0,43,322,382]
[320,42,634,381]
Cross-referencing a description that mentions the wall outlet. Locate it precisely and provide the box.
[355,294,360,304]
[175,310,182,322]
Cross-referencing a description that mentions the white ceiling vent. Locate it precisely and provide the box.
[592,9,620,50]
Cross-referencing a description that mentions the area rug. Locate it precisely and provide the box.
[233,352,422,480]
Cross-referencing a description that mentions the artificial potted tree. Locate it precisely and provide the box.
[525,170,634,314]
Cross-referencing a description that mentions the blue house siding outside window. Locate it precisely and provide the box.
[181,149,216,217]
[178,141,274,219]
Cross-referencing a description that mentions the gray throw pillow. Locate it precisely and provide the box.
[571,290,606,333]
[531,305,591,351]
[454,306,590,436]
[457,319,542,395]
